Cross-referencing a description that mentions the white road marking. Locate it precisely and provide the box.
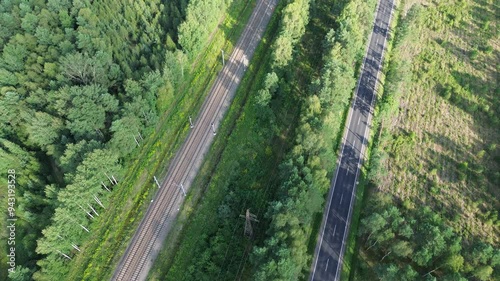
[353,140,356,147]
[358,116,361,125]
[333,224,337,237]
[345,167,349,176]
[340,194,344,205]
[325,258,330,271]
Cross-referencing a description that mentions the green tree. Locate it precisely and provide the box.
[59,51,120,87]
[109,116,142,155]
[56,84,118,139]
[392,240,413,258]
[26,111,64,152]
[469,241,494,265]
[255,89,272,107]
[2,41,28,72]
[376,264,400,281]
[473,265,493,281]
[445,254,464,272]
[59,140,102,177]
[272,35,293,68]
[8,266,32,281]
[264,72,279,93]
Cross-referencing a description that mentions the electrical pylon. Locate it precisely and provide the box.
[240,209,259,238]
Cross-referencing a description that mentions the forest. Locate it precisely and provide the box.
[0,0,237,279]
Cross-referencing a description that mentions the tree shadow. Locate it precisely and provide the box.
[435,37,499,87]
[433,68,498,132]
[424,131,499,197]
[433,0,499,83]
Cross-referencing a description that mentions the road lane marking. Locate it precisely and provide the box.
[333,224,337,237]
[325,258,330,271]
[345,167,349,176]
[358,116,361,125]
[353,140,356,147]
[340,194,344,205]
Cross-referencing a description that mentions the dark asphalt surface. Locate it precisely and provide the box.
[309,0,394,280]
[111,0,278,280]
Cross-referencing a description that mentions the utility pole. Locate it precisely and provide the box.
[133,135,140,147]
[154,176,161,188]
[221,49,225,66]
[211,123,216,136]
[101,181,110,192]
[240,209,259,238]
[174,182,186,197]
[93,194,105,209]
[56,250,72,260]
[189,115,194,128]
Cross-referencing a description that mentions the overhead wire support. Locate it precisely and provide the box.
[56,250,72,260]
[153,176,161,188]
[240,209,259,238]
[173,182,187,197]
[101,181,111,192]
[211,123,217,136]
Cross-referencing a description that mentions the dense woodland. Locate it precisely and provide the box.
[0,0,238,279]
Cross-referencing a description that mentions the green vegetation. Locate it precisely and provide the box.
[3,0,494,280]
[148,0,379,280]
[0,0,249,280]
[0,1,174,279]
[351,0,500,280]
[252,0,378,279]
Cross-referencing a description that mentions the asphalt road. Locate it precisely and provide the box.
[309,0,394,280]
[111,1,278,280]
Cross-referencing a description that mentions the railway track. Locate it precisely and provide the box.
[111,0,278,280]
